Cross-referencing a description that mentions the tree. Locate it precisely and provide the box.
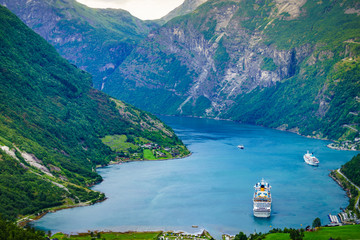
[235,231,248,240]
[312,217,321,228]
[289,228,304,240]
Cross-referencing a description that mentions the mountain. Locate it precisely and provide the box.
[160,0,209,23]
[103,0,360,148]
[0,5,188,220]
[0,0,158,89]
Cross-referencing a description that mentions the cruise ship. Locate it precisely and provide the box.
[303,151,319,166]
[253,179,272,218]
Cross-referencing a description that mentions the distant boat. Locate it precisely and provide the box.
[237,145,244,149]
[253,179,272,218]
[303,151,319,166]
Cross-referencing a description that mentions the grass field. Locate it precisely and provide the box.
[101,135,139,152]
[51,231,162,240]
[143,149,156,160]
[264,225,360,240]
[50,225,360,240]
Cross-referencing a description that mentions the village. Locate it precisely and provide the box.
[158,229,214,240]
[140,142,180,158]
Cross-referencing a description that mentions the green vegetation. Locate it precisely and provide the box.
[222,0,360,145]
[261,57,277,71]
[235,0,273,31]
[341,154,360,187]
[180,96,212,117]
[202,18,217,40]
[51,231,162,240]
[101,135,139,153]
[234,231,248,240]
[0,5,188,222]
[263,0,360,50]
[336,154,360,215]
[264,225,360,240]
[0,151,64,220]
[143,149,156,160]
[104,0,360,147]
[224,46,360,145]
[312,218,321,228]
[2,0,158,89]
[101,133,188,161]
[330,169,359,215]
[230,225,360,240]
[50,230,214,240]
[0,215,46,240]
[214,38,230,72]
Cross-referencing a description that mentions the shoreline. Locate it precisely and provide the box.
[159,114,359,151]
[97,152,193,169]
[17,201,100,227]
[51,229,214,240]
[19,152,193,227]
[21,117,359,236]
[329,168,360,215]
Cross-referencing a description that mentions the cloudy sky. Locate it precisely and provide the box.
[76,0,184,20]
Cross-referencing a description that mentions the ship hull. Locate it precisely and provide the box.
[253,210,271,218]
[253,179,272,218]
[303,156,319,166]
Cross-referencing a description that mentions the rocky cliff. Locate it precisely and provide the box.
[0,0,158,89]
[104,0,360,146]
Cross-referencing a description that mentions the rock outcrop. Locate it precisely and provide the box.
[104,0,360,144]
[0,0,158,89]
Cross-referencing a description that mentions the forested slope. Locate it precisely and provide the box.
[0,5,187,220]
[0,0,158,89]
[341,154,360,187]
[104,0,360,148]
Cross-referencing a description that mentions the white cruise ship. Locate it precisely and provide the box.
[253,179,272,218]
[303,151,319,166]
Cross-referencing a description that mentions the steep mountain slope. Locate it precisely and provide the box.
[0,5,188,220]
[104,0,360,147]
[0,0,158,89]
[160,0,209,23]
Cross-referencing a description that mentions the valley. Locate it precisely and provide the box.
[0,4,188,223]
[2,0,359,149]
[0,0,360,239]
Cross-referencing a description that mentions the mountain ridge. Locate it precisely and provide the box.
[160,0,209,23]
[103,0,360,148]
[0,0,158,89]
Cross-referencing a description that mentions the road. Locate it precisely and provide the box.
[337,169,360,211]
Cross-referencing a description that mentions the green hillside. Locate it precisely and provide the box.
[0,5,188,220]
[0,215,47,240]
[0,0,158,89]
[341,154,360,187]
[223,0,360,143]
[103,0,360,148]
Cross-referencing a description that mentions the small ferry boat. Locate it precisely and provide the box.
[237,145,244,149]
[303,151,319,166]
[253,179,272,218]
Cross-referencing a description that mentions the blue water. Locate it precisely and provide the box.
[32,116,358,238]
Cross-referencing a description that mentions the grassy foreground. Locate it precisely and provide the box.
[51,231,213,240]
[264,225,360,240]
[51,231,162,240]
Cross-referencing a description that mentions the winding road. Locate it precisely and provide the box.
[337,169,360,211]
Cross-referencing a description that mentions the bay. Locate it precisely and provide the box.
[32,116,358,238]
